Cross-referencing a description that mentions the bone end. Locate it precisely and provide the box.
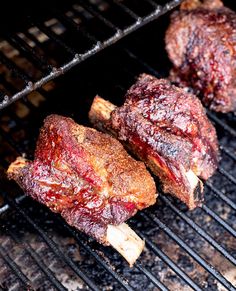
[89,95,116,131]
[107,223,145,267]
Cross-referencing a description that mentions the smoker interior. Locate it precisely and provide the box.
[0,1,236,290]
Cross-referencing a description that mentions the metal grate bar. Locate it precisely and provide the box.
[106,0,140,20]
[75,0,118,32]
[0,0,183,110]
[206,110,236,137]
[4,195,100,291]
[121,47,161,76]
[0,51,30,84]
[4,227,67,291]
[217,166,236,185]
[53,9,98,45]
[0,194,25,216]
[160,196,236,266]
[33,22,77,56]
[52,211,170,290]
[145,0,161,8]
[6,35,52,73]
[24,30,47,48]
[135,262,169,291]
[220,145,236,162]
[21,95,40,113]
[134,228,202,291]
[57,217,134,291]
[205,181,236,212]
[4,192,171,291]
[23,30,58,62]
[0,244,31,288]
[0,73,19,95]
[142,212,236,290]
[0,103,30,130]
[0,127,24,155]
[202,205,236,238]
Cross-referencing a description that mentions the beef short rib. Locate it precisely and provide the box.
[89,74,220,209]
[8,114,157,266]
[165,0,236,113]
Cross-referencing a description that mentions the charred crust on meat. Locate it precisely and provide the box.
[89,74,219,210]
[166,0,236,113]
[7,114,156,247]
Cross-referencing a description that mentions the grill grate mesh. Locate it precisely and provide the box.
[0,0,182,110]
[0,0,236,290]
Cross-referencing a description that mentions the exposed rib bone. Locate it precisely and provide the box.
[89,95,117,134]
[107,223,144,267]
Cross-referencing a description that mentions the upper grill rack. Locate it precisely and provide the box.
[0,0,182,110]
[0,0,236,290]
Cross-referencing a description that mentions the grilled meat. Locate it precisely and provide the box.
[165,0,236,113]
[7,114,157,266]
[89,74,220,210]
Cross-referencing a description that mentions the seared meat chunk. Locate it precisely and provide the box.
[165,0,236,113]
[89,74,219,209]
[8,114,157,266]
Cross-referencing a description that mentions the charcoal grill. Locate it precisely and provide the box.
[0,0,236,290]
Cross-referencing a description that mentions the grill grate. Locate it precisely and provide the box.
[0,0,182,110]
[0,0,236,290]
